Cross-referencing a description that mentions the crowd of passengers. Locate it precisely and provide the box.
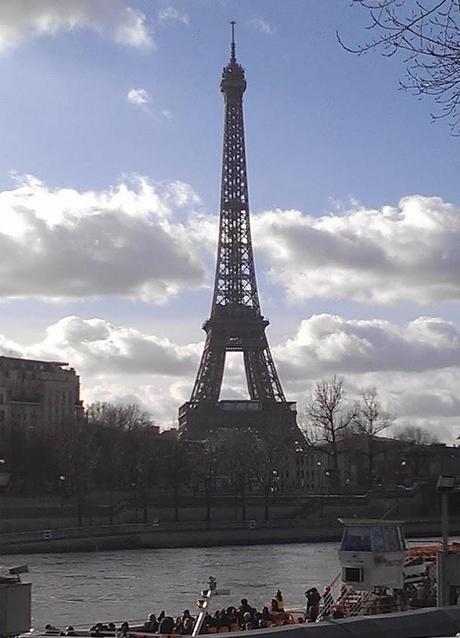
[45,587,341,637]
[138,591,301,635]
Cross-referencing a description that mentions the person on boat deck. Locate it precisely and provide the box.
[143,614,158,633]
[224,606,237,628]
[173,617,184,634]
[200,613,213,634]
[274,589,284,611]
[270,598,279,613]
[45,625,60,635]
[261,607,271,621]
[117,621,130,638]
[182,618,194,635]
[237,599,255,623]
[159,616,175,635]
[305,587,321,622]
[243,612,258,631]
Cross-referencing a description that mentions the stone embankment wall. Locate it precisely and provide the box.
[0,517,457,555]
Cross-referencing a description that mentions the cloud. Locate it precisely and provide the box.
[273,313,460,439]
[0,0,152,51]
[275,314,460,378]
[253,195,460,305]
[0,315,201,423]
[158,6,189,25]
[0,174,205,302]
[127,87,150,107]
[247,18,272,35]
[34,315,200,377]
[1,311,460,436]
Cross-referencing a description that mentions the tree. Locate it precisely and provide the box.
[306,376,356,492]
[393,424,439,445]
[86,402,153,522]
[190,435,223,522]
[220,429,257,521]
[161,439,191,522]
[353,388,394,489]
[55,419,96,526]
[251,426,291,521]
[134,427,161,523]
[341,0,460,133]
[392,425,439,480]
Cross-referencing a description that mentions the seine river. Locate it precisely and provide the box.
[7,543,342,630]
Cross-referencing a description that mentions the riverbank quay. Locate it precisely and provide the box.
[0,486,436,533]
[0,516,458,555]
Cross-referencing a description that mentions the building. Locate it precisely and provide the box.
[0,356,83,440]
[288,447,331,493]
[334,432,460,492]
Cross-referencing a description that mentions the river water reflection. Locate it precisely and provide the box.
[8,543,341,630]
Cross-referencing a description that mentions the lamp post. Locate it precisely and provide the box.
[325,470,331,495]
[58,475,66,511]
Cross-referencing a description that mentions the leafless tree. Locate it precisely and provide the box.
[55,419,96,526]
[251,425,291,521]
[129,426,162,524]
[340,0,460,133]
[391,424,440,479]
[306,376,356,492]
[220,429,257,521]
[353,387,394,489]
[87,402,153,522]
[161,439,191,522]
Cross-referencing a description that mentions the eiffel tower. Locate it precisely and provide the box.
[179,25,299,441]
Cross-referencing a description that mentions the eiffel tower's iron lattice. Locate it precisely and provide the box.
[179,25,299,440]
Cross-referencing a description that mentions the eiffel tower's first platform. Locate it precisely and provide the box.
[179,25,301,442]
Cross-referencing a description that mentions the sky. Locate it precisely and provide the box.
[0,0,459,440]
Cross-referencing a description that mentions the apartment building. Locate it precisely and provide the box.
[0,356,83,435]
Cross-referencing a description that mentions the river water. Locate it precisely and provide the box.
[6,543,341,630]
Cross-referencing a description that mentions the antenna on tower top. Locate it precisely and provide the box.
[230,20,236,61]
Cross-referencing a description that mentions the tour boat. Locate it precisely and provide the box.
[11,519,460,638]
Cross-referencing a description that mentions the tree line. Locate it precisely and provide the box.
[305,375,440,492]
[2,378,441,524]
[4,402,297,524]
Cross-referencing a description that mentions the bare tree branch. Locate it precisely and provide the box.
[339,0,460,134]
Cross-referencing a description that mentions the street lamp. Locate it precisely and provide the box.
[58,475,66,510]
[271,470,279,493]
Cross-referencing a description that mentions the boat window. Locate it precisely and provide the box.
[371,526,386,552]
[383,525,403,551]
[341,527,371,551]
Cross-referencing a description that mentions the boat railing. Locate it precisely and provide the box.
[318,572,404,619]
